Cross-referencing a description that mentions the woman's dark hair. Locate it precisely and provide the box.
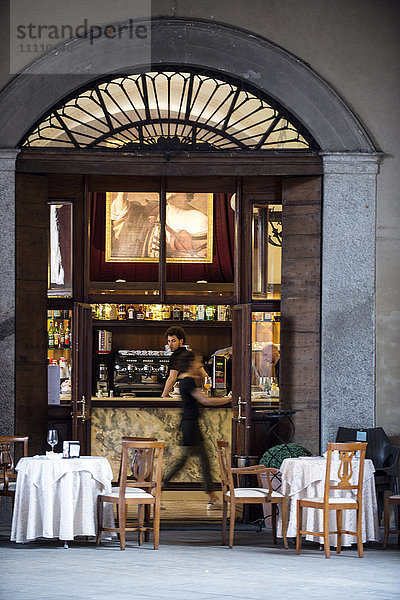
[165,326,186,344]
[177,350,200,373]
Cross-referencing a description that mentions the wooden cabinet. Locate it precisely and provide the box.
[93,317,232,363]
[92,312,232,400]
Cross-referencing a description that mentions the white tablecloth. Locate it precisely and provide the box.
[278,456,379,546]
[11,456,114,543]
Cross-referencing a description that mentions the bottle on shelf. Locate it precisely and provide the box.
[127,304,135,320]
[64,322,71,348]
[183,305,191,320]
[163,304,171,320]
[118,304,126,320]
[217,305,226,321]
[205,305,215,321]
[173,305,181,320]
[110,304,118,320]
[104,303,112,320]
[58,322,65,348]
[48,320,55,349]
[53,321,60,348]
[136,305,145,320]
[197,305,205,321]
[153,304,162,320]
[190,305,198,321]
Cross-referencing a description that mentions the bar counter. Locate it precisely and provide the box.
[90,396,233,483]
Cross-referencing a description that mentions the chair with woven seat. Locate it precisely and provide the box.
[296,442,367,559]
[96,439,164,550]
[216,440,288,549]
[0,436,29,504]
[383,495,400,548]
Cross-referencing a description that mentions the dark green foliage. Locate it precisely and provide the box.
[260,443,312,469]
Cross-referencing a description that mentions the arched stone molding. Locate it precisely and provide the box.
[0,18,374,152]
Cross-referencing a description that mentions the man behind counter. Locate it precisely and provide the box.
[161,326,208,397]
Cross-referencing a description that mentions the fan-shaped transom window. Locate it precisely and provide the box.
[21,69,318,151]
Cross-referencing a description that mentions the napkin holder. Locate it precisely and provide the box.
[63,441,81,459]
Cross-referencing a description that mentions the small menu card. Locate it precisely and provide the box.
[63,441,81,458]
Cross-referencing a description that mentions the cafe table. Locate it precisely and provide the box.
[11,455,114,544]
[276,455,379,547]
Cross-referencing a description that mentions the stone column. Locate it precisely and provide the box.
[321,153,380,450]
[0,149,19,527]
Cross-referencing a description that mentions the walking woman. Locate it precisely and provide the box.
[163,350,229,509]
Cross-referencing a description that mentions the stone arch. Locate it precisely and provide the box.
[0,18,375,152]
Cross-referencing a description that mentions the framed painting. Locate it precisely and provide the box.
[105,192,213,263]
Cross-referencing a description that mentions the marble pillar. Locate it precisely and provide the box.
[0,149,19,526]
[321,153,380,449]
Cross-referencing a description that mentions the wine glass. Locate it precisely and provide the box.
[47,429,58,453]
[259,376,268,394]
[204,376,212,396]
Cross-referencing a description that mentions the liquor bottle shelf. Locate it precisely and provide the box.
[92,319,232,327]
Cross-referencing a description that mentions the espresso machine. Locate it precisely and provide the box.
[113,350,170,396]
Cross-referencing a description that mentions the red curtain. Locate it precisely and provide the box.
[90,192,234,283]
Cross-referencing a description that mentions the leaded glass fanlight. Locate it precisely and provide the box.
[21,69,317,151]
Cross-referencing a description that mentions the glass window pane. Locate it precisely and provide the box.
[251,311,281,406]
[48,202,73,298]
[106,192,160,262]
[166,192,234,298]
[90,191,159,288]
[23,71,315,151]
[252,204,281,300]
[47,309,72,404]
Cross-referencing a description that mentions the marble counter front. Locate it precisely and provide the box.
[91,402,232,485]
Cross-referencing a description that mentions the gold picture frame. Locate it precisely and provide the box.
[105,192,213,263]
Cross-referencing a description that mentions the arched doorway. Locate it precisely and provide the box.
[0,18,379,459]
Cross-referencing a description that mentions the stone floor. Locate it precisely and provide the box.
[1,524,399,600]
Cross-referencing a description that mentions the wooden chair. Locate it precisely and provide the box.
[0,436,29,504]
[383,495,400,548]
[296,442,367,558]
[96,440,164,550]
[116,436,157,542]
[336,427,400,522]
[216,440,288,549]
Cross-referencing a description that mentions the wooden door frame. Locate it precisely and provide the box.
[15,173,48,456]
[15,153,323,457]
[71,302,92,454]
[16,150,323,178]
